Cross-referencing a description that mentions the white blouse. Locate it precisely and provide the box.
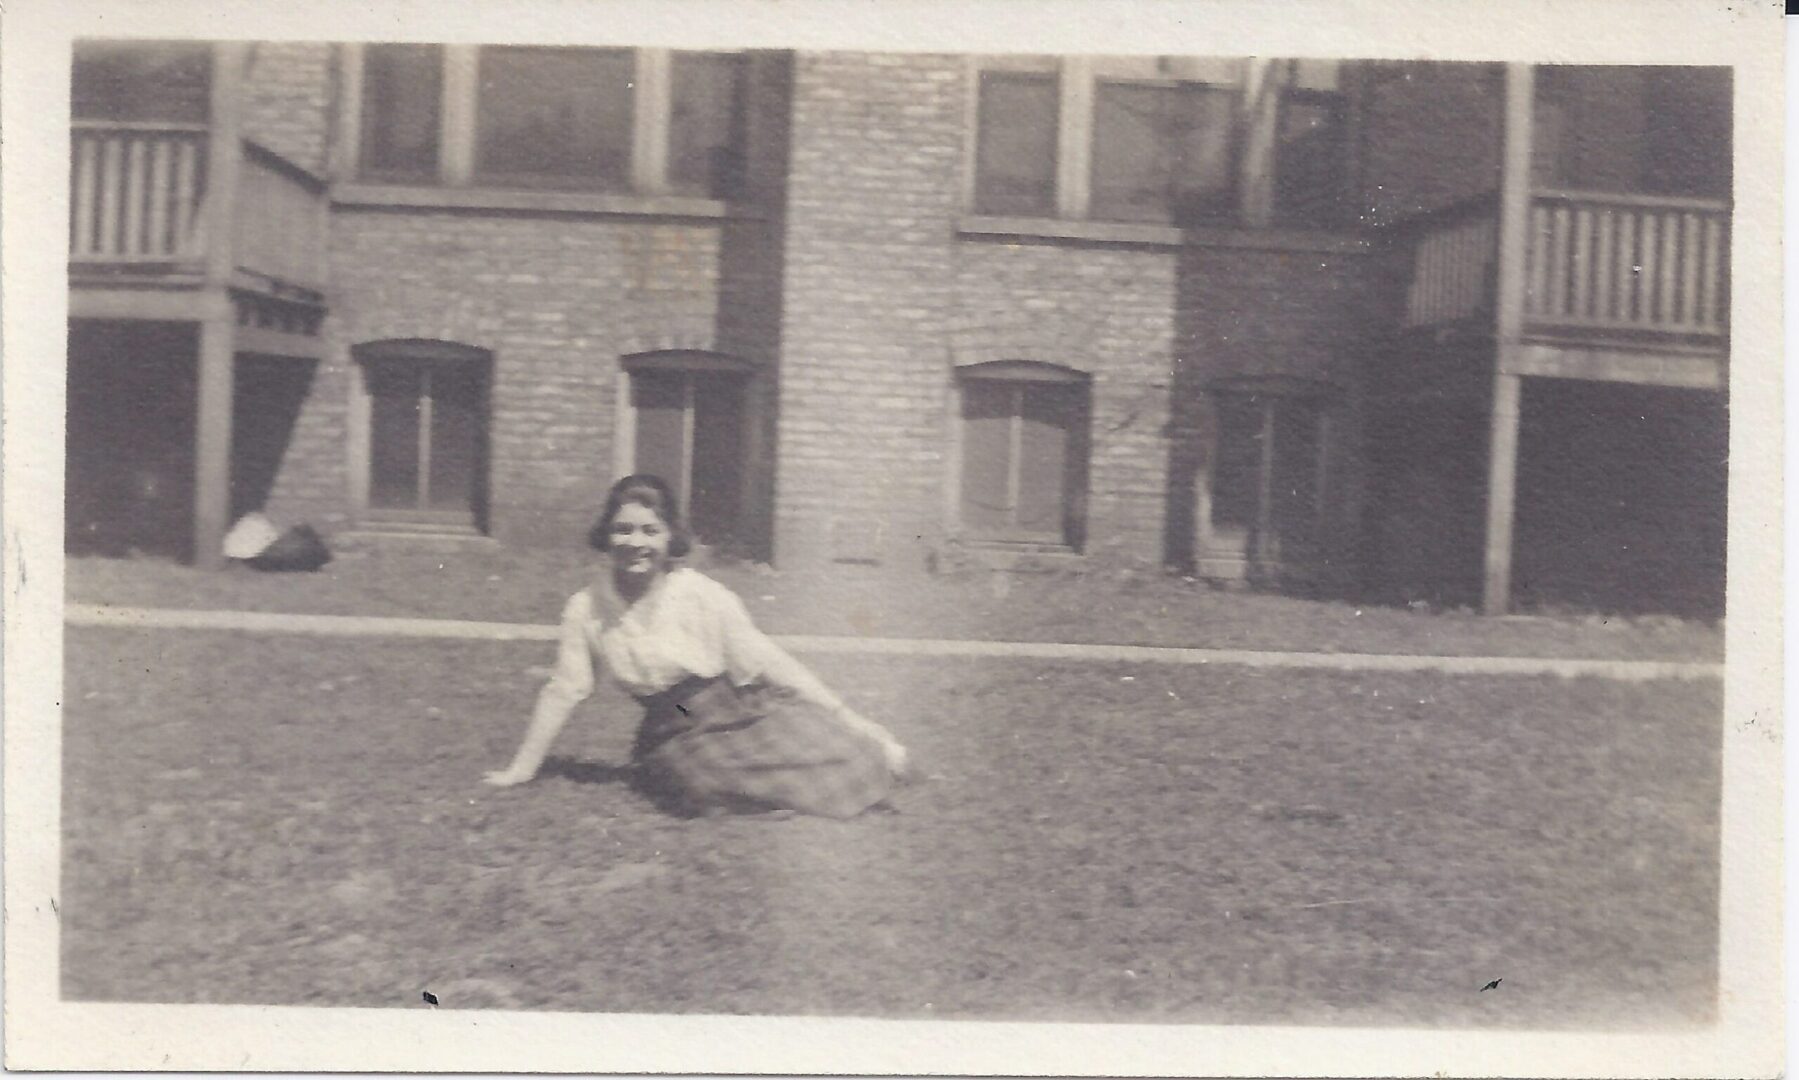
[533,568,846,723]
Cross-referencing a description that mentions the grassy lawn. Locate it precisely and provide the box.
[62,626,1719,1027]
[67,546,1722,662]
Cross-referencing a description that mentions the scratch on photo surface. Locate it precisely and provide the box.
[1294,896,1501,909]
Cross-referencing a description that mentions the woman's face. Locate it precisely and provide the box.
[608,500,673,580]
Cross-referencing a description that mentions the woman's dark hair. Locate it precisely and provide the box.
[589,474,693,558]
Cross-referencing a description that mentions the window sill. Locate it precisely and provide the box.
[332,183,751,220]
[951,535,1084,555]
[957,214,1371,254]
[945,538,1086,571]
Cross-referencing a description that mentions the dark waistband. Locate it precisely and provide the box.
[632,674,757,757]
[633,673,734,712]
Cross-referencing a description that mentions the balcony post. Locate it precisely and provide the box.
[1482,62,1534,614]
[1237,58,1282,229]
[193,42,247,568]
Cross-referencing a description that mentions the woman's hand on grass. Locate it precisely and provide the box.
[879,737,914,782]
[482,766,536,787]
[834,706,914,782]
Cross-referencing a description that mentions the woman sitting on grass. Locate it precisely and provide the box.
[483,474,910,818]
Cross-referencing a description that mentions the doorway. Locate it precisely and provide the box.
[623,355,753,549]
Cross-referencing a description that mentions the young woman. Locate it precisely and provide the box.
[483,474,910,818]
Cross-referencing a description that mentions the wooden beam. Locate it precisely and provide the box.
[191,45,251,569]
[612,367,637,482]
[1482,62,1535,616]
[1506,343,1724,389]
[234,324,326,360]
[632,49,673,195]
[193,314,236,569]
[203,43,248,287]
[1056,55,1094,219]
[330,182,731,218]
[441,45,480,185]
[1237,58,1282,229]
[1482,373,1522,615]
[333,43,365,181]
[69,284,219,321]
[346,354,372,523]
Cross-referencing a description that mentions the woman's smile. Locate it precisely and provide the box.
[608,501,673,580]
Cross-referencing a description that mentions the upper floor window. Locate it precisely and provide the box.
[973,69,1059,216]
[1091,78,1239,224]
[476,46,634,190]
[968,55,1348,230]
[73,41,211,124]
[1271,81,1348,228]
[352,45,749,199]
[360,44,442,183]
[668,52,750,198]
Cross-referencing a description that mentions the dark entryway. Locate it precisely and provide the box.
[230,354,317,522]
[629,364,750,548]
[66,320,198,559]
[1359,399,1492,608]
[1512,379,1727,618]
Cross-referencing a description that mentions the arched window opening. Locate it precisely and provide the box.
[353,340,493,533]
[953,361,1092,549]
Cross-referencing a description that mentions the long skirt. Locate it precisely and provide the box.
[630,675,895,819]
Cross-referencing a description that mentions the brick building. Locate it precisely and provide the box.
[67,43,1731,615]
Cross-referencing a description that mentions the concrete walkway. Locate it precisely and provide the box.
[64,603,1721,681]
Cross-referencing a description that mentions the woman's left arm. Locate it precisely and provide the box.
[713,586,909,769]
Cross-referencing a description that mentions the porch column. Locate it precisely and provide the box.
[1237,58,1283,229]
[194,315,237,568]
[193,42,247,568]
[1482,62,1535,614]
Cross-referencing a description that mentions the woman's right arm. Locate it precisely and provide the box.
[483,596,596,786]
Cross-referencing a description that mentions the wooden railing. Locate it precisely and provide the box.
[1399,189,1730,343]
[1399,195,1498,328]
[1525,189,1729,338]
[70,121,208,266]
[72,123,329,298]
[233,139,328,294]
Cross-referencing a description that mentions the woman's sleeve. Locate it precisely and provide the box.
[711,583,847,712]
[537,592,597,715]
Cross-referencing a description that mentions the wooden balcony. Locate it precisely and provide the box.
[1522,188,1728,347]
[70,120,208,280]
[1399,193,1499,330]
[69,120,328,333]
[1399,188,1729,365]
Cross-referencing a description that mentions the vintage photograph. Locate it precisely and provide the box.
[4,1,1783,1074]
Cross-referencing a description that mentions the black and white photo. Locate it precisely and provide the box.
[3,1,1784,1075]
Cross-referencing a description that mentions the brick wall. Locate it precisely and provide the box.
[241,42,333,175]
[710,52,796,561]
[951,240,1182,564]
[772,52,966,568]
[248,48,1384,576]
[774,52,1386,572]
[323,210,729,546]
[247,46,789,553]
